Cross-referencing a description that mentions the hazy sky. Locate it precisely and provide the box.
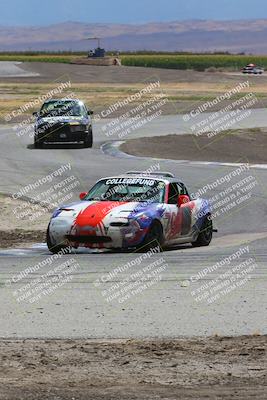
[1,0,267,25]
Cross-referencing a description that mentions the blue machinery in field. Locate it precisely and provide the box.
[86,37,106,58]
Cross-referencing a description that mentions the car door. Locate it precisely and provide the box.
[164,182,193,242]
[177,182,193,237]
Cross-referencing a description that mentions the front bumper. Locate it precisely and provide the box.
[35,123,88,143]
[49,218,146,249]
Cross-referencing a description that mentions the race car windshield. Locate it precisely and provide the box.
[85,178,166,203]
[40,101,86,118]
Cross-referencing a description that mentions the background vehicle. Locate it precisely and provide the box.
[242,64,264,74]
[33,99,93,148]
[47,172,214,253]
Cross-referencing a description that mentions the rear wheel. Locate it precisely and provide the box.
[139,221,163,252]
[192,216,213,247]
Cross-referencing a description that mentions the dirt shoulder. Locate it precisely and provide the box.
[0,230,45,249]
[121,128,267,164]
[0,194,49,248]
[0,336,266,400]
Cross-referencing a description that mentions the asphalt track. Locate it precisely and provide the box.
[0,62,266,338]
[0,61,39,77]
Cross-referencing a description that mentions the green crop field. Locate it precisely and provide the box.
[120,54,267,71]
[0,53,79,63]
[1,52,267,71]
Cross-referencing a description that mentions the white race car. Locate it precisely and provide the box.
[47,172,214,253]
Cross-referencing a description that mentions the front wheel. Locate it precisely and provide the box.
[34,137,43,149]
[46,226,70,254]
[139,221,163,252]
[192,216,213,247]
[84,130,93,148]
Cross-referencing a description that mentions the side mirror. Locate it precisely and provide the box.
[88,110,94,115]
[178,194,190,207]
[79,192,87,200]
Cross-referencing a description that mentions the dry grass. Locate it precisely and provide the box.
[1,80,267,123]
[0,83,150,122]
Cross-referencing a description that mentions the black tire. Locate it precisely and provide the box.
[46,225,70,254]
[192,216,213,247]
[34,137,43,149]
[84,130,93,148]
[139,221,163,252]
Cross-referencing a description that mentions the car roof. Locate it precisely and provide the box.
[43,98,83,103]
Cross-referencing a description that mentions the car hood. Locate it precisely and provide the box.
[52,200,164,226]
[37,116,88,125]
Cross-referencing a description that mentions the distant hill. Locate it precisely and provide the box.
[1,20,267,53]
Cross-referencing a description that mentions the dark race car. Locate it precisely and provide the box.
[33,99,93,148]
